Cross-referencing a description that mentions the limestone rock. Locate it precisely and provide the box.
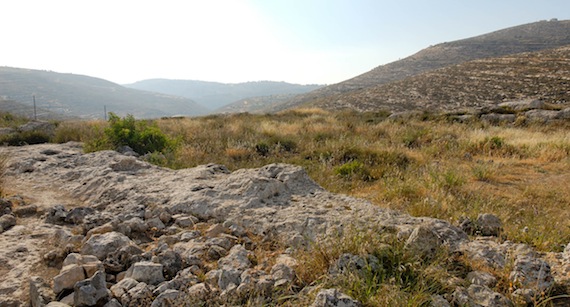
[218,244,252,271]
[498,99,545,111]
[205,223,227,238]
[405,224,442,259]
[481,113,516,124]
[556,107,570,119]
[155,249,183,280]
[429,294,450,307]
[466,271,497,287]
[238,269,274,295]
[110,278,139,299]
[73,271,110,306]
[81,232,134,260]
[30,276,55,307]
[451,285,513,307]
[218,268,241,290]
[103,298,122,307]
[310,288,361,307]
[509,255,554,292]
[186,283,211,301]
[150,289,179,307]
[476,213,502,237]
[53,264,86,294]
[13,204,38,217]
[129,261,165,285]
[173,215,197,228]
[120,282,152,306]
[0,214,16,233]
[524,109,560,122]
[271,263,296,283]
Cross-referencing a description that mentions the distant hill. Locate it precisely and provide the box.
[306,45,570,112]
[0,67,209,119]
[215,93,300,114]
[273,19,570,112]
[124,79,322,110]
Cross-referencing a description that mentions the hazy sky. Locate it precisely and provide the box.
[1,1,569,85]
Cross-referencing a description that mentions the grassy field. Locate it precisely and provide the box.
[52,109,570,253]
[6,109,570,305]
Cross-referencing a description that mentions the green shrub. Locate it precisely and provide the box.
[0,131,51,146]
[254,136,297,156]
[334,160,374,181]
[255,142,270,156]
[104,113,175,155]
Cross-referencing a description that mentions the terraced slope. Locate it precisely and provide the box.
[273,19,570,112]
[309,45,570,112]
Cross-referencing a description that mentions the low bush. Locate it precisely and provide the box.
[0,131,51,146]
[105,113,176,155]
[334,160,374,181]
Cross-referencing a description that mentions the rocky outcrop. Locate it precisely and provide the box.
[0,142,568,306]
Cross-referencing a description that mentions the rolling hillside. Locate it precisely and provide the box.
[273,19,570,112]
[124,79,322,110]
[0,67,209,119]
[307,45,570,112]
[215,93,300,114]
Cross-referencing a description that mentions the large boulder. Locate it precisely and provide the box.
[81,232,134,260]
[128,261,165,285]
[73,271,110,306]
[53,265,86,294]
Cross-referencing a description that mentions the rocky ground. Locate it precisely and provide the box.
[0,142,569,306]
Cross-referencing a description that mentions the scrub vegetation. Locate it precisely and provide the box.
[5,109,570,305]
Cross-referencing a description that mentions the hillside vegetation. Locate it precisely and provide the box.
[276,19,570,112]
[2,109,570,305]
[52,109,570,254]
[309,45,570,112]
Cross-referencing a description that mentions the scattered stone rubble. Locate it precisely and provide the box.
[445,99,570,125]
[0,142,568,306]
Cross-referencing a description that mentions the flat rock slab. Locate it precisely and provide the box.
[3,143,467,248]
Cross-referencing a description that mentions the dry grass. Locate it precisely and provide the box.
[47,109,570,305]
[53,109,570,252]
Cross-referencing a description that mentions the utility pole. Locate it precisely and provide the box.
[104,105,107,120]
[33,95,37,120]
